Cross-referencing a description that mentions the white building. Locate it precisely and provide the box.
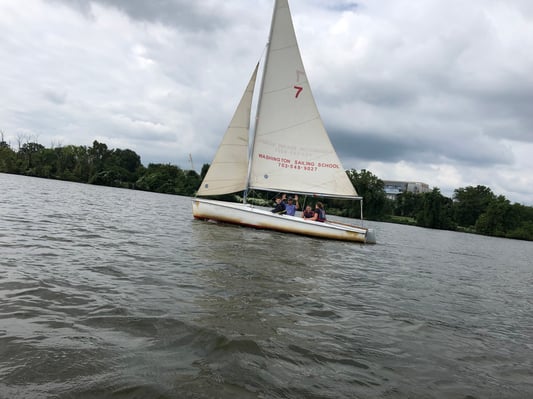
[383,180,430,200]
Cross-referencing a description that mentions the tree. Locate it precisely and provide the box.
[507,220,533,240]
[475,195,520,237]
[416,188,456,230]
[135,163,187,194]
[111,148,142,174]
[394,191,422,218]
[183,169,201,195]
[55,145,83,181]
[71,145,90,182]
[102,148,143,186]
[453,185,495,228]
[345,169,387,219]
[87,142,143,187]
[200,163,210,180]
[35,148,58,178]
[88,140,110,179]
[0,140,17,173]
[18,142,45,173]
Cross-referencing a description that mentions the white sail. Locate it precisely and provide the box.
[192,0,375,244]
[248,0,359,198]
[196,64,259,196]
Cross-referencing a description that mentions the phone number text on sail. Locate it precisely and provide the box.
[257,153,340,172]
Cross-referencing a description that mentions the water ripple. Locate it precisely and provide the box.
[1,174,533,398]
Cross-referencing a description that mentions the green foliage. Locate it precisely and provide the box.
[475,196,520,237]
[135,163,199,196]
[18,142,45,172]
[136,163,180,194]
[0,141,17,173]
[416,188,456,230]
[1,135,532,241]
[453,185,495,228]
[200,163,210,180]
[0,138,198,196]
[394,191,423,219]
[507,221,533,240]
[345,169,387,219]
[53,145,88,182]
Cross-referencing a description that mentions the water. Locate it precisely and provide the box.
[1,173,532,399]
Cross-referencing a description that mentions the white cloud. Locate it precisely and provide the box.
[1,0,532,204]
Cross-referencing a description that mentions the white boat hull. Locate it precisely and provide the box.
[192,198,376,244]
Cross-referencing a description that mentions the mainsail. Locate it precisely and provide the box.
[198,0,358,199]
[248,0,359,198]
[196,64,258,196]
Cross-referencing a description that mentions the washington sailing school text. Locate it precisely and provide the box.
[258,153,340,170]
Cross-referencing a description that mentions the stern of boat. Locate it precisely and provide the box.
[366,228,377,244]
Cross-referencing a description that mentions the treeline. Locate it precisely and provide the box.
[200,168,533,241]
[0,139,203,196]
[1,138,532,241]
[342,169,533,241]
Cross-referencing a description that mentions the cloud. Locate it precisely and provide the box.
[1,0,532,205]
[46,0,229,30]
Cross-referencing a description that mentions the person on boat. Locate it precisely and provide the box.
[302,205,315,220]
[271,195,286,214]
[313,202,327,222]
[284,195,299,216]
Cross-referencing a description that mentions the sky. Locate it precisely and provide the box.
[1,0,532,205]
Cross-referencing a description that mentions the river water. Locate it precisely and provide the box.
[1,173,532,399]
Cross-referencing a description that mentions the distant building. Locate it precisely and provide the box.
[383,180,430,200]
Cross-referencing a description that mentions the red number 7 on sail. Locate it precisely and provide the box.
[294,85,303,98]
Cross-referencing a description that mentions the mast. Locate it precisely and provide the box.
[188,153,195,171]
[243,0,278,204]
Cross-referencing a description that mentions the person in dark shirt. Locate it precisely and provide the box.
[271,195,286,214]
[314,202,327,222]
[302,202,326,221]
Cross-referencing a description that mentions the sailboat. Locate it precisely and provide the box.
[192,0,376,244]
